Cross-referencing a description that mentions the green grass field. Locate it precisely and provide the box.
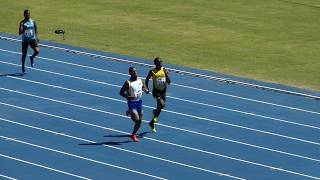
[1,0,319,91]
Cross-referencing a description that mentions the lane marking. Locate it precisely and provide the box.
[1,61,320,133]
[0,134,167,180]
[2,111,320,179]
[5,73,320,131]
[1,102,319,164]
[0,154,91,180]
[0,124,242,180]
[1,87,320,148]
[0,174,18,180]
[0,36,319,100]
[0,48,319,116]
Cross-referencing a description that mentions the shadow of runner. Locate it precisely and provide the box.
[79,132,150,146]
[103,131,149,138]
[0,73,25,77]
[79,141,132,146]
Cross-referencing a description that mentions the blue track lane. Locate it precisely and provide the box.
[1,36,320,180]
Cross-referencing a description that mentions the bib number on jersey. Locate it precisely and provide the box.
[156,77,166,89]
[135,90,142,99]
[24,29,34,37]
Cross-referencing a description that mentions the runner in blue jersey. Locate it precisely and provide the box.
[120,67,149,142]
[19,10,40,73]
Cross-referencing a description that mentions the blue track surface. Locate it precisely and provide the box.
[1,35,320,180]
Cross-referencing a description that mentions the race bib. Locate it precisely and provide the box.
[156,77,166,88]
[135,90,142,99]
[24,29,34,37]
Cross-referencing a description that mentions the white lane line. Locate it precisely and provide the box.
[0,38,319,100]
[0,48,319,116]
[0,154,91,180]
[3,67,320,131]
[1,87,320,147]
[1,102,319,164]
[0,101,320,162]
[0,61,319,140]
[0,174,18,180]
[0,135,167,180]
[3,118,320,180]
[0,125,243,180]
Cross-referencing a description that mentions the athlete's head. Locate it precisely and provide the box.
[24,9,30,19]
[129,66,138,79]
[154,57,162,69]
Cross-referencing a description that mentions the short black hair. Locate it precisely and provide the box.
[129,66,136,72]
[24,9,30,14]
[154,57,161,63]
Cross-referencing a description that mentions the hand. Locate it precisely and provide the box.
[36,38,40,43]
[22,24,27,31]
[126,96,135,101]
[144,89,150,94]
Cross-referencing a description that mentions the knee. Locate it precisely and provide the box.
[35,48,40,54]
[135,119,142,125]
[157,99,165,109]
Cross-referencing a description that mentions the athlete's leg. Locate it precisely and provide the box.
[131,112,141,135]
[30,40,39,67]
[130,112,141,142]
[155,97,165,116]
[21,41,28,73]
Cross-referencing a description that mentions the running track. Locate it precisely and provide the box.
[0,33,320,180]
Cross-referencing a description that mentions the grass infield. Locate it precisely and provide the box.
[1,0,319,91]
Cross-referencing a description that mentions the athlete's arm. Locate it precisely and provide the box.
[164,68,171,85]
[120,81,135,100]
[18,21,24,35]
[145,70,152,89]
[142,81,149,94]
[34,21,39,42]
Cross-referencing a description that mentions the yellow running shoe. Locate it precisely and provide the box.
[152,115,158,123]
[149,121,157,133]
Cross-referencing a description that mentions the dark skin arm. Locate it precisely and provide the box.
[145,70,153,90]
[142,81,150,94]
[164,68,171,85]
[18,20,25,35]
[34,21,39,42]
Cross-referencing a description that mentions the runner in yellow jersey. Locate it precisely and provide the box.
[145,57,171,132]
